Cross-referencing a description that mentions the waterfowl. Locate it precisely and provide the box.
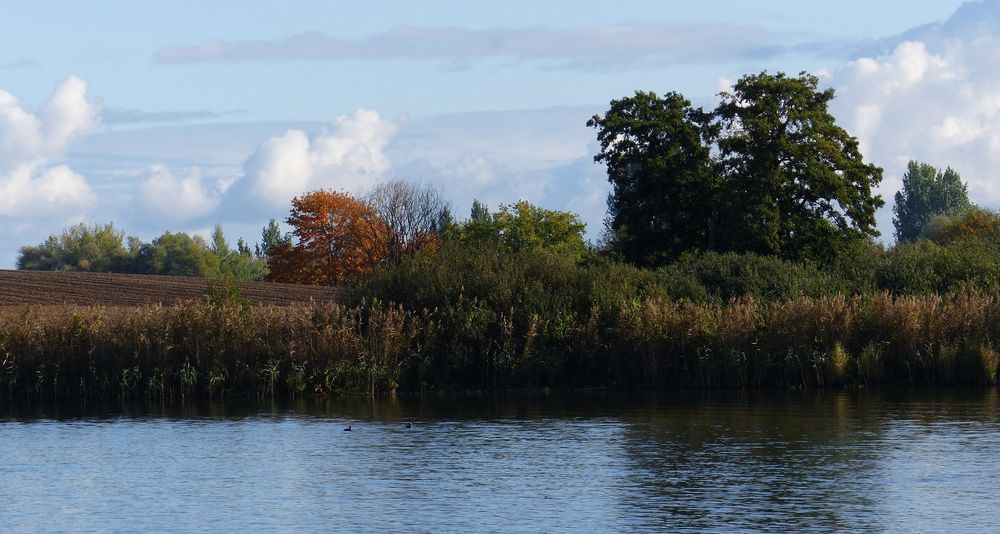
[344,425,352,431]
[406,422,413,429]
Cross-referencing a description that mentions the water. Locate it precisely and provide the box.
[2,389,999,532]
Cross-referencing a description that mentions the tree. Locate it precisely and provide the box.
[209,224,269,281]
[269,190,388,284]
[18,223,131,271]
[459,200,587,257]
[210,224,230,258]
[365,179,450,264]
[134,232,221,278]
[256,219,291,259]
[893,161,972,242]
[589,91,718,266]
[590,72,885,265]
[714,71,884,262]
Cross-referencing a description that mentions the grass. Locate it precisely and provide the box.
[2,291,1000,401]
[0,299,431,401]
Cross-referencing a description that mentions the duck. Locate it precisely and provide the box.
[344,425,352,432]
[406,422,413,429]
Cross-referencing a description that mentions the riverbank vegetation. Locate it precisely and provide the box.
[8,70,1000,397]
[3,290,1000,401]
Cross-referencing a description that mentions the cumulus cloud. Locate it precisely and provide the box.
[140,165,224,221]
[820,0,1000,238]
[153,25,846,71]
[831,38,1000,220]
[0,76,99,217]
[241,108,398,206]
[0,163,95,217]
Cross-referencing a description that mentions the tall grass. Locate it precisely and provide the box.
[2,291,1000,401]
[0,299,431,402]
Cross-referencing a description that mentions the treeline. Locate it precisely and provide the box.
[18,223,271,280]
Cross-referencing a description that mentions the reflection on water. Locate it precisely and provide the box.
[1,389,999,532]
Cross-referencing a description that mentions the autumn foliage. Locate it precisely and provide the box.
[267,190,389,285]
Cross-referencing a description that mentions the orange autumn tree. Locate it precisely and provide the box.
[267,190,389,285]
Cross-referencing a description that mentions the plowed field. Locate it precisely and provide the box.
[0,270,340,306]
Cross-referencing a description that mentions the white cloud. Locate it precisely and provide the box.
[241,108,398,206]
[140,165,222,221]
[831,34,1000,229]
[40,76,101,150]
[715,77,734,95]
[822,1,1000,239]
[0,163,96,217]
[0,76,99,217]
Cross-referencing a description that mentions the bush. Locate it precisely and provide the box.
[661,251,849,302]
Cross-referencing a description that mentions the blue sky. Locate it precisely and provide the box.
[0,0,993,265]
[1,1,965,118]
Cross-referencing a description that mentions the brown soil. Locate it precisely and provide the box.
[0,270,340,306]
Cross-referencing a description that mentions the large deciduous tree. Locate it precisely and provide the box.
[590,71,885,265]
[714,71,884,262]
[893,160,972,242]
[588,91,718,266]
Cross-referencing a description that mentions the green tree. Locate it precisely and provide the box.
[18,223,131,271]
[458,200,587,257]
[714,71,884,262]
[256,219,291,259]
[209,224,269,281]
[588,91,718,266]
[892,161,972,242]
[591,72,883,265]
[210,224,230,258]
[134,232,221,278]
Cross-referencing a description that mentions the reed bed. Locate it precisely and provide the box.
[2,292,999,401]
[0,299,432,401]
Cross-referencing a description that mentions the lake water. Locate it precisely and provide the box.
[2,389,999,532]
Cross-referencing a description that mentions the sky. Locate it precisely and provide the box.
[0,0,994,266]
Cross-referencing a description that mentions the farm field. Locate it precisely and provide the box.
[0,270,339,306]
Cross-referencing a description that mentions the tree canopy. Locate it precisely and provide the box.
[18,223,267,280]
[715,72,884,261]
[133,232,221,278]
[590,71,884,265]
[458,200,588,257]
[922,207,1000,245]
[588,91,717,266]
[267,189,389,284]
[17,223,131,272]
[893,160,972,242]
[211,224,269,281]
